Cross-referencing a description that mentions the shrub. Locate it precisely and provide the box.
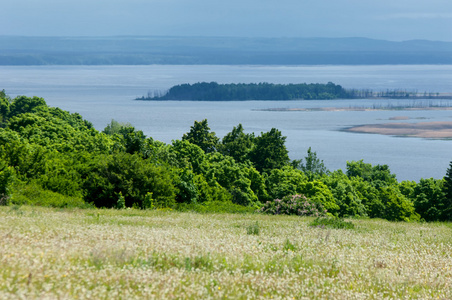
[265,166,308,200]
[379,186,420,222]
[322,170,367,217]
[0,160,15,205]
[309,217,355,229]
[83,152,176,209]
[116,192,126,209]
[410,178,448,221]
[259,194,327,217]
[298,180,339,214]
[10,183,87,208]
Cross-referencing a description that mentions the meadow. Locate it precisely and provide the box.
[1,206,451,299]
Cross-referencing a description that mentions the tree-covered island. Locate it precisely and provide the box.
[137,81,451,101]
[137,82,350,101]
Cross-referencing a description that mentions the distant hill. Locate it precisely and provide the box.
[0,36,451,65]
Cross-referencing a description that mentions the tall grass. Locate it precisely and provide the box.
[0,206,451,299]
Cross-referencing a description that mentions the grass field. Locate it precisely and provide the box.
[1,206,451,299]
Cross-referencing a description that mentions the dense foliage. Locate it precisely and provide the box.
[0,91,450,222]
[139,81,350,101]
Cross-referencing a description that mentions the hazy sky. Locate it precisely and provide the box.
[2,0,452,41]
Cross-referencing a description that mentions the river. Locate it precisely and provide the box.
[1,64,451,181]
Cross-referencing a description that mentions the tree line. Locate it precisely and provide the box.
[1,90,452,221]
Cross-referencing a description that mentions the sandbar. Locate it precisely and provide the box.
[255,107,452,112]
[345,121,452,139]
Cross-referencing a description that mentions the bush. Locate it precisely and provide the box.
[10,183,88,208]
[309,217,355,229]
[0,160,15,205]
[259,194,327,217]
[298,180,339,214]
[411,178,448,221]
[265,166,308,200]
[83,152,176,209]
[322,170,367,217]
[379,186,420,222]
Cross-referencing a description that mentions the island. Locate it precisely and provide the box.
[136,82,350,101]
[136,81,451,101]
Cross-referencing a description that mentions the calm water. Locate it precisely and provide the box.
[1,65,452,181]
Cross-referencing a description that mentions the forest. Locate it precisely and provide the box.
[1,90,452,222]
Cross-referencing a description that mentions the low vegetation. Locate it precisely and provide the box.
[0,207,451,299]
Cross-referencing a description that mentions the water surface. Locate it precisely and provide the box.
[1,65,451,181]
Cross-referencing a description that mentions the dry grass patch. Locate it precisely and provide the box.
[0,206,451,299]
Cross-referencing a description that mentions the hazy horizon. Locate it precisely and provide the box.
[2,0,451,42]
[0,35,450,43]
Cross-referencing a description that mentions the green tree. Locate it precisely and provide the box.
[298,180,339,214]
[219,124,254,163]
[265,166,308,200]
[349,176,385,218]
[174,168,199,204]
[83,152,176,209]
[116,126,146,155]
[0,92,10,127]
[399,180,417,199]
[103,119,133,135]
[379,186,419,222]
[201,152,259,206]
[249,128,290,173]
[322,170,366,217]
[182,119,219,153]
[7,111,112,153]
[412,178,447,221]
[0,159,15,205]
[443,161,452,220]
[170,139,206,174]
[192,174,232,203]
[8,96,47,118]
[346,160,397,187]
[298,147,328,179]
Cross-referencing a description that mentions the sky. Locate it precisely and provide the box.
[2,0,452,41]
